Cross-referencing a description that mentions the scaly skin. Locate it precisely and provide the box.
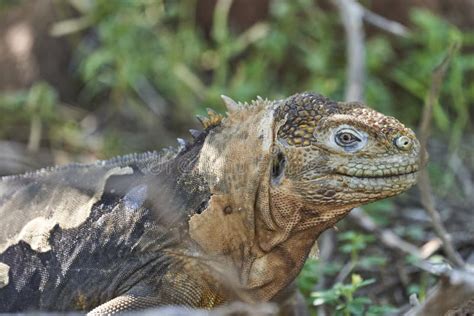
[188,92,422,306]
[0,92,422,314]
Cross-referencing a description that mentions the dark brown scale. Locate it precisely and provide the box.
[324,190,336,197]
[276,92,339,146]
[223,206,233,215]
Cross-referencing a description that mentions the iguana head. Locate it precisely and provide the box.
[188,91,422,300]
[272,92,420,211]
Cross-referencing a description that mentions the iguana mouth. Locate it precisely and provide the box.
[331,168,419,194]
[335,163,420,179]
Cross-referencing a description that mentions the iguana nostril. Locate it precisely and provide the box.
[395,136,412,151]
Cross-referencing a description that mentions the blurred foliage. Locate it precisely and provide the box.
[0,0,473,314]
[312,274,395,316]
[0,82,57,142]
[0,0,21,10]
[364,14,473,160]
[60,0,346,113]
[1,1,473,155]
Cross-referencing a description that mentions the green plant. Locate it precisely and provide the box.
[339,231,375,263]
[0,82,58,146]
[311,274,395,316]
[297,258,342,304]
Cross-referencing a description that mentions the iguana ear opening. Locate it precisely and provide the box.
[271,150,286,185]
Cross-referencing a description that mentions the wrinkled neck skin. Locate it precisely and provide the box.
[188,102,351,302]
[249,182,350,301]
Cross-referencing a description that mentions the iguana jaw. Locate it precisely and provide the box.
[301,155,421,206]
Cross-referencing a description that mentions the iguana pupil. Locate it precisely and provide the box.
[336,131,360,145]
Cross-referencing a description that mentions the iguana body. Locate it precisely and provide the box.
[0,92,422,314]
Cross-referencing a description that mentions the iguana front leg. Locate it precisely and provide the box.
[88,293,162,315]
[88,282,308,316]
[88,265,226,315]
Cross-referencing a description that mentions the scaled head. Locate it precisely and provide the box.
[271,92,421,210]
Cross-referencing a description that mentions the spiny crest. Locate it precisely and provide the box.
[0,150,171,182]
[189,129,201,139]
[195,95,273,130]
[221,95,240,113]
[196,108,224,130]
[221,94,269,111]
[176,138,188,151]
[221,94,271,114]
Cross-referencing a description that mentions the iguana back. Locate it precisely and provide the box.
[0,144,216,311]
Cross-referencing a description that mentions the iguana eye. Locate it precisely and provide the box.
[335,130,361,147]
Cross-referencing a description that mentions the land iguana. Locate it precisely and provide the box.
[0,92,422,314]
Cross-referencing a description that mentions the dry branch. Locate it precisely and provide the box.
[312,231,336,316]
[332,0,365,102]
[402,40,474,316]
[362,8,409,37]
[349,208,422,258]
[350,209,474,315]
[404,269,474,316]
[333,0,410,102]
[417,42,465,268]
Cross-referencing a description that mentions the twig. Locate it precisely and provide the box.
[349,209,461,275]
[334,260,354,284]
[349,208,422,257]
[409,293,420,307]
[332,0,365,102]
[362,8,409,37]
[333,0,410,102]
[27,116,42,153]
[402,41,474,316]
[418,43,459,158]
[348,209,474,315]
[404,269,474,316]
[313,230,335,316]
[133,76,167,117]
[420,238,442,259]
[448,153,474,200]
[417,42,465,268]
[173,63,207,100]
